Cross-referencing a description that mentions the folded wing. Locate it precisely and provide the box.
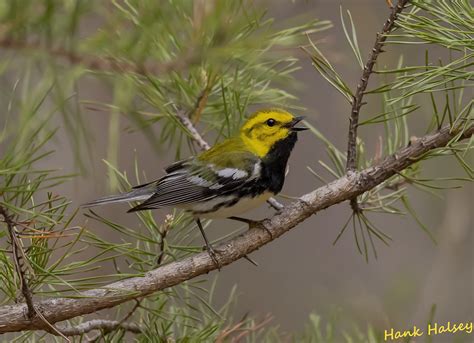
[128,152,260,212]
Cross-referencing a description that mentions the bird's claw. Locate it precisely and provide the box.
[202,245,222,270]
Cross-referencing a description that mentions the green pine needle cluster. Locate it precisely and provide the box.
[306,0,472,261]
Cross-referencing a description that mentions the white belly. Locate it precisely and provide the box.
[180,192,273,219]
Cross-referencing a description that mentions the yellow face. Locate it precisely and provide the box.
[240,108,301,157]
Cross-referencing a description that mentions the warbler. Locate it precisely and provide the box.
[83,108,307,267]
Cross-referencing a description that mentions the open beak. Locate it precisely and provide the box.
[288,116,308,131]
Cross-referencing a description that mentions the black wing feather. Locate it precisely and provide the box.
[128,156,258,212]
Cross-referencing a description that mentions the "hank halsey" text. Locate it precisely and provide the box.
[384,321,472,341]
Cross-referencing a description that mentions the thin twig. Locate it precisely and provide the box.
[346,0,410,172]
[85,300,142,341]
[215,321,246,343]
[119,300,141,324]
[233,315,273,342]
[175,109,211,151]
[215,314,273,342]
[55,319,142,336]
[0,206,35,317]
[345,0,410,212]
[0,123,470,334]
[191,74,215,124]
[156,214,173,266]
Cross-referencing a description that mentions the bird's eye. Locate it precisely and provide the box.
[266,118,276,127]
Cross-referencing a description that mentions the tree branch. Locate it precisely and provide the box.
[346,0,410,172]
[55,319,142,336]
[0,37,196,77]
[0,123,471,334]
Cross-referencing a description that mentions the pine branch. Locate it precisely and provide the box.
[0,123,471,334]
[346,0,410,172]
[156,215,173,266]
[191,74,215,124]
[55,319,142,336]
[345,0,410,213]
[0,206,35,318]
[83,300,141,341]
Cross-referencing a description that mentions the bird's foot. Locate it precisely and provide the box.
[202,244,257,267]
[202,244,222,270]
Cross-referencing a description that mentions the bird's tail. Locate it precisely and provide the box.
[82,188,153,208]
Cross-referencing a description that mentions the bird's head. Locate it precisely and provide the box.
[240,108,307,157]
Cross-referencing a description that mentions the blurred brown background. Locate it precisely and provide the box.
[32,0,472,338]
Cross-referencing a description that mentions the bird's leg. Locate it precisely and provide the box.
[196,219,259,268]
[228,216,273,239]
[196,218,221,270]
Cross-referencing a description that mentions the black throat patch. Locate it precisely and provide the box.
[260,132,298,194]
